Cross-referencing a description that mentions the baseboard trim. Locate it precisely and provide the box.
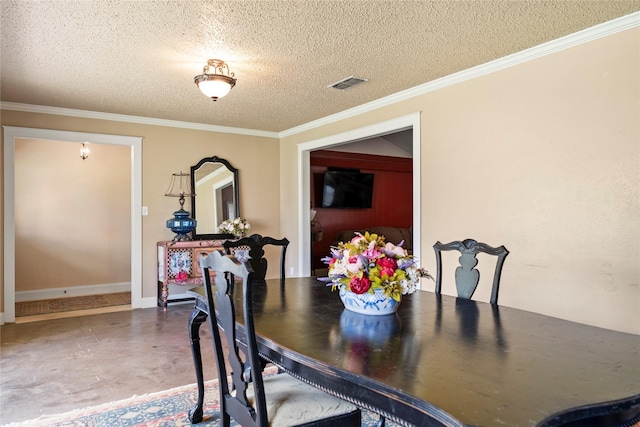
[140,297,158,309]
[139,296,194,309]
[15,282,131,302]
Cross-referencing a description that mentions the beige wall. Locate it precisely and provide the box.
[1,111,281,311]
[281,28,639,334]
[15,139,130,292]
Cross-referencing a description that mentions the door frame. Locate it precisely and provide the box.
[296,112,421,278]
[2,126,143,323]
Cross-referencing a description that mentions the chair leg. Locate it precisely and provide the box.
[375,415,386,427]
[187,308,208,424]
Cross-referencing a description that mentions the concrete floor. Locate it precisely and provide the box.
[0,303,217,425]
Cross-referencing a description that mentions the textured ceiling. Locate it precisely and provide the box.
[1,1,638,133]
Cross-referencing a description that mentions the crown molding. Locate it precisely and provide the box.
[0,102,279,139]
[280,11,639,138]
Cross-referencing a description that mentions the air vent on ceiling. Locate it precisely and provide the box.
[328,76,368,90]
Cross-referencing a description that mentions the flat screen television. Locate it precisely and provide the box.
[321,169,374,208]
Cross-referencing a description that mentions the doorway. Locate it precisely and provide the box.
[296,113,421,278]
[2,126,142,324]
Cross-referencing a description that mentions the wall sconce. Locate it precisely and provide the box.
[194,59,237,101]
[165,171,197,241]
[80,143,90,160]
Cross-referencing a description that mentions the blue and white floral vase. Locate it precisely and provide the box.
[339,288,400,315]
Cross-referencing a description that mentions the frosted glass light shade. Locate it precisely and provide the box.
[194,59,236,101]
[196,78,233,100]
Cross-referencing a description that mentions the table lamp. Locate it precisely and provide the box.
[165,171,197,241]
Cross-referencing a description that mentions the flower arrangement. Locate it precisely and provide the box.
[321,232,432,302]
[218,218,251,237]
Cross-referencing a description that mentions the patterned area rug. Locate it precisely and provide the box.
[1,371,399,427]
[15,292,131,317]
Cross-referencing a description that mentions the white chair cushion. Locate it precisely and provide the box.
[246,373,358,426]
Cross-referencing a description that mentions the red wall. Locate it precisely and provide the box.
[310,150,413,270]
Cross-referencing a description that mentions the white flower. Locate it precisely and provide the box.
[384,242,407,257]
[329,258,348,277]
[218,218,251,235]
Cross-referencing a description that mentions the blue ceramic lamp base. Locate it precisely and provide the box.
[167,209,196,241]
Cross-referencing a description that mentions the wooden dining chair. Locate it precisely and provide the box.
[433,239,509,305]
[200,251,361,427]
[223,234,289,283]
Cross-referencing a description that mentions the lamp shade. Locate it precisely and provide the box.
[194,59,236,101]
[196,77,234,99]
[164,171,194,199]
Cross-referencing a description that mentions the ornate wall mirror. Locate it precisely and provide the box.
[190,156,240,240]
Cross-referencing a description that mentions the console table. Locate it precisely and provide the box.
[156,240,226,307]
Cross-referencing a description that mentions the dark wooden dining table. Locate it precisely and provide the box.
[187,277,640,427]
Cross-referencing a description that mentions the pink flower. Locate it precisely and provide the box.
[377,257,398,277]
[349,276,371,294]
[362,246,382,261]
[345,256,364,275]
[176,270,189,282]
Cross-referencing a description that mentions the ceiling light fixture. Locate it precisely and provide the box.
[194,59,237,101]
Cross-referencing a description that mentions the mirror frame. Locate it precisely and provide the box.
[190,156,240,240]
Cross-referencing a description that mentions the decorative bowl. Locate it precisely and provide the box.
[339,288,400,315]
